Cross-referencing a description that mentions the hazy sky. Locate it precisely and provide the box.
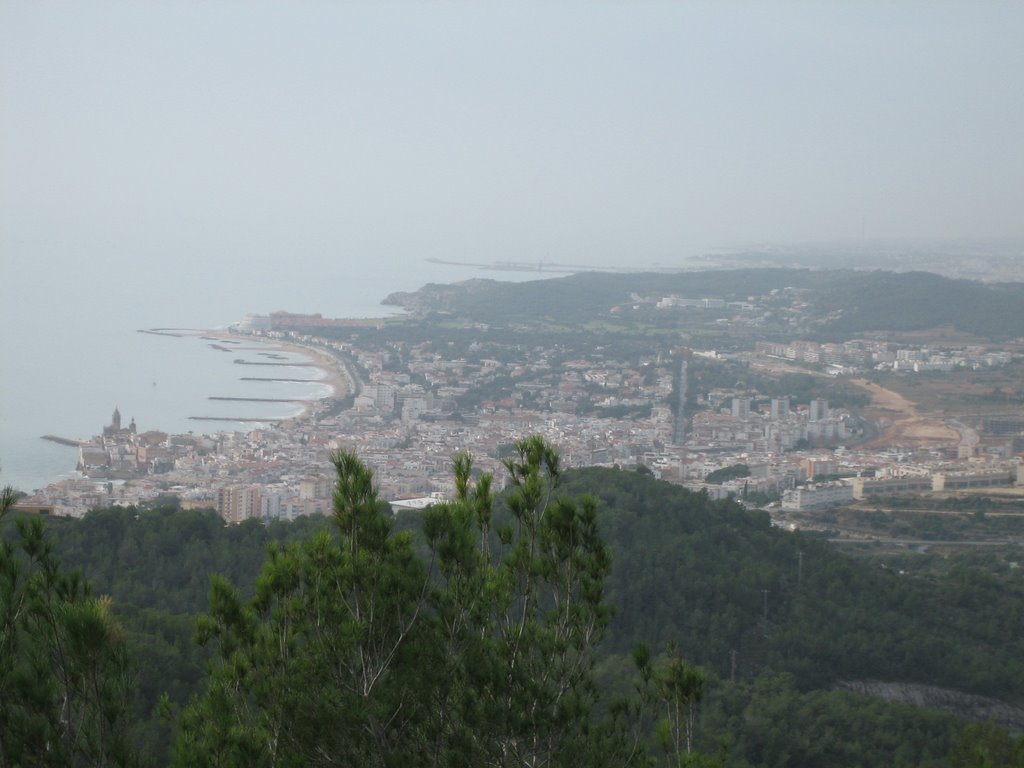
[2,1,1023,277]
[2,1,1023,490]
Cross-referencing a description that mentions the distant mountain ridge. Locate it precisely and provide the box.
[812,270,1024,338]
[383,268,1024,339]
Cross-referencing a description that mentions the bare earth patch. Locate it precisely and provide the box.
[851,379,960,448]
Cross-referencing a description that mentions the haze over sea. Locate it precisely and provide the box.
[4,4,1021,493]
[0,257,527,494]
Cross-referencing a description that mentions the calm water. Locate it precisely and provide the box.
[2,333,332,493]
[0,257,544,493]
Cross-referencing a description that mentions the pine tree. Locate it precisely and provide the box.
[0,486,138,767]
[174,437,627,767]
[422,435,615,766]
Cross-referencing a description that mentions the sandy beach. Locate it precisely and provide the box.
[260,339,352,401]
[192,330,353,424]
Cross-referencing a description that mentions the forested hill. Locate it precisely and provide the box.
[383,269,840,322]
[561,468,1024,706]
[381,268,1024,339]
[30,459,1024,764]
[43,467,1024,713]
[813,270,1024,339]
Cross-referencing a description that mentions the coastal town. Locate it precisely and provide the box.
[17,289,1024,535]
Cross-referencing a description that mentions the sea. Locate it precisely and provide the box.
[0,257,547,494]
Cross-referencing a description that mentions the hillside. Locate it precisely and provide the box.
[382,268,1024,339]
[813,270,1024,339]
[382,268,842,324]
[561,468,1024,706]
[24,465,1023,765]
[45,476,1024,708]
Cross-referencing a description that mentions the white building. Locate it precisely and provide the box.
[781,482,854,511]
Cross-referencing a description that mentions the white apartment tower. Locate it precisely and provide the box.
[809,398,829,422]
[731,397,751,419]
[770,398,790,420]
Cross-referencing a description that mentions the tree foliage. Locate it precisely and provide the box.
[703,464,750,485]
[0,487,138,767]
[20,459,1024,766]
[950,721,1024,768]
[174,436,623,767]
[560,467,1024,704]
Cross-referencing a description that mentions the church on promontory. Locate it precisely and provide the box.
[102,406,136,438]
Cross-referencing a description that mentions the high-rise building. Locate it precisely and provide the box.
[731,397,751,419]
[374,383,396,412]
[299,474,333,500]
[809,398,829,422]
[217,485,262,525]
[770,398,790,420]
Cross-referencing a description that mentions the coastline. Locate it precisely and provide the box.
[201,331,352,424]
[14,328,354,495]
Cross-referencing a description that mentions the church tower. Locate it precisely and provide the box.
[111,406,121,432]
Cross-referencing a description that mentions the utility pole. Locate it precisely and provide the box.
[730,649,738,682]
[797,550,804,586]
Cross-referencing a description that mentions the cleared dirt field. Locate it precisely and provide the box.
[870,357,1024,417]
[851,378,960,448]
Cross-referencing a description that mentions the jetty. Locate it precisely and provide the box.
[189,416,283,423]
[234,359,315,367]
[137,328,185,337]
[41,435,83,447]
[240,377,317,383]
[208,397,304,403]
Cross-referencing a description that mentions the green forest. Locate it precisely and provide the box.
[380,269,1024,340]
[4,439,1024,766]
